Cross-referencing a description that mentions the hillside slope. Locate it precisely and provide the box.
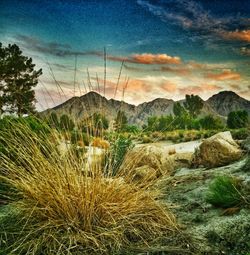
[41,91,250,124]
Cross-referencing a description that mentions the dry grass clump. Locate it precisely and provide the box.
[0,122,178,254]
[92,137,110,149]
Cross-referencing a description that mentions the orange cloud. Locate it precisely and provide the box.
[161,81,177,92]
[179,83,221,95]
[205,70,241,81]
[127,79,152,92]
[107,53,181,65]
[179,86,204,95]
[221,29,250,42]
[201,84,221,91]
[131,53,181,65]
[90,77,153,95]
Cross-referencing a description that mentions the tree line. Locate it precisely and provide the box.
[146,95,249,131]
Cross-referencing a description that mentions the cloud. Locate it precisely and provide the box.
[137,0,250,52]
[230,84,241,90]
[15,35,182,66]
[178,83,221,95]
[108,53,181,65]
[137,0,224,32]
[205,69,241,81]
[127,79,153,92]
[178,86,204,95]
[123,64,144,71]
[15,34,100,57]
[221,30,250,42]
[201,84,221,91]
[124,60,235,80]
[160,81,177,92]
[131,53,181,65]
[240,46,250,56]
[160,66,190,75]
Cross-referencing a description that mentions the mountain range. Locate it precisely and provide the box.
[42,91,250,125]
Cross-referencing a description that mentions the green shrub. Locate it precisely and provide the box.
[206,176,245,208]
[243,156,250,172]
[199,115,224,130]
[0,116,50,135]
[105,136,134,176]
[227,110,249,129]
[231,128,250,140]
[123,125,140,134]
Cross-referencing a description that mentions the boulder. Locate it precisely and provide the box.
[122,146,175,177]
[192,131,242,168]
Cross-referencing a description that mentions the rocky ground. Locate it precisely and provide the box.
[1,132,249,255]
[130,132,250,254]
[159,158,250,255]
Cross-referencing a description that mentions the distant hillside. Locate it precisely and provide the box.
[207,91,250,116]
[41,91,250,125]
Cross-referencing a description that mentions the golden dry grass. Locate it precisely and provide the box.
[0,121,178,254]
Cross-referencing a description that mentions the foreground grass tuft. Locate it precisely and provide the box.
[0,121,178,255]
[206,175,246,208]
[243,155,250,171]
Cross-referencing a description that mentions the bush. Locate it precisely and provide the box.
[231,128,250,140]
[0,115,51,135]
[199,115,224,130]
[105,136,134,176]
[206,176,245,208]
[123,125,140,134]
[243,156,250,172]
[227,110,249,129]
[0,121,178,255]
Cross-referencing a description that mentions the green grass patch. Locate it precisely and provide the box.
[206,175,246,208]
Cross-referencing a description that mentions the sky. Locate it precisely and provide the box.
[1,0,250,110]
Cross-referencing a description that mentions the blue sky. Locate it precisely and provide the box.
[1,0,250,110]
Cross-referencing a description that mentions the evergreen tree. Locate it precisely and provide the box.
[227,110,249,129]
[0,43,42,116]
[173,102,187,117]
[183,94,204,118]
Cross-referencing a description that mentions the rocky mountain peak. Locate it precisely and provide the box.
[42,90,250,125]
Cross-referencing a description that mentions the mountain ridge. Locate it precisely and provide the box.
[42,90,250,125]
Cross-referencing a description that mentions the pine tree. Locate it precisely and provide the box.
[183,94,204,118]
[173,102,187,117]
[0,43,42,116]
